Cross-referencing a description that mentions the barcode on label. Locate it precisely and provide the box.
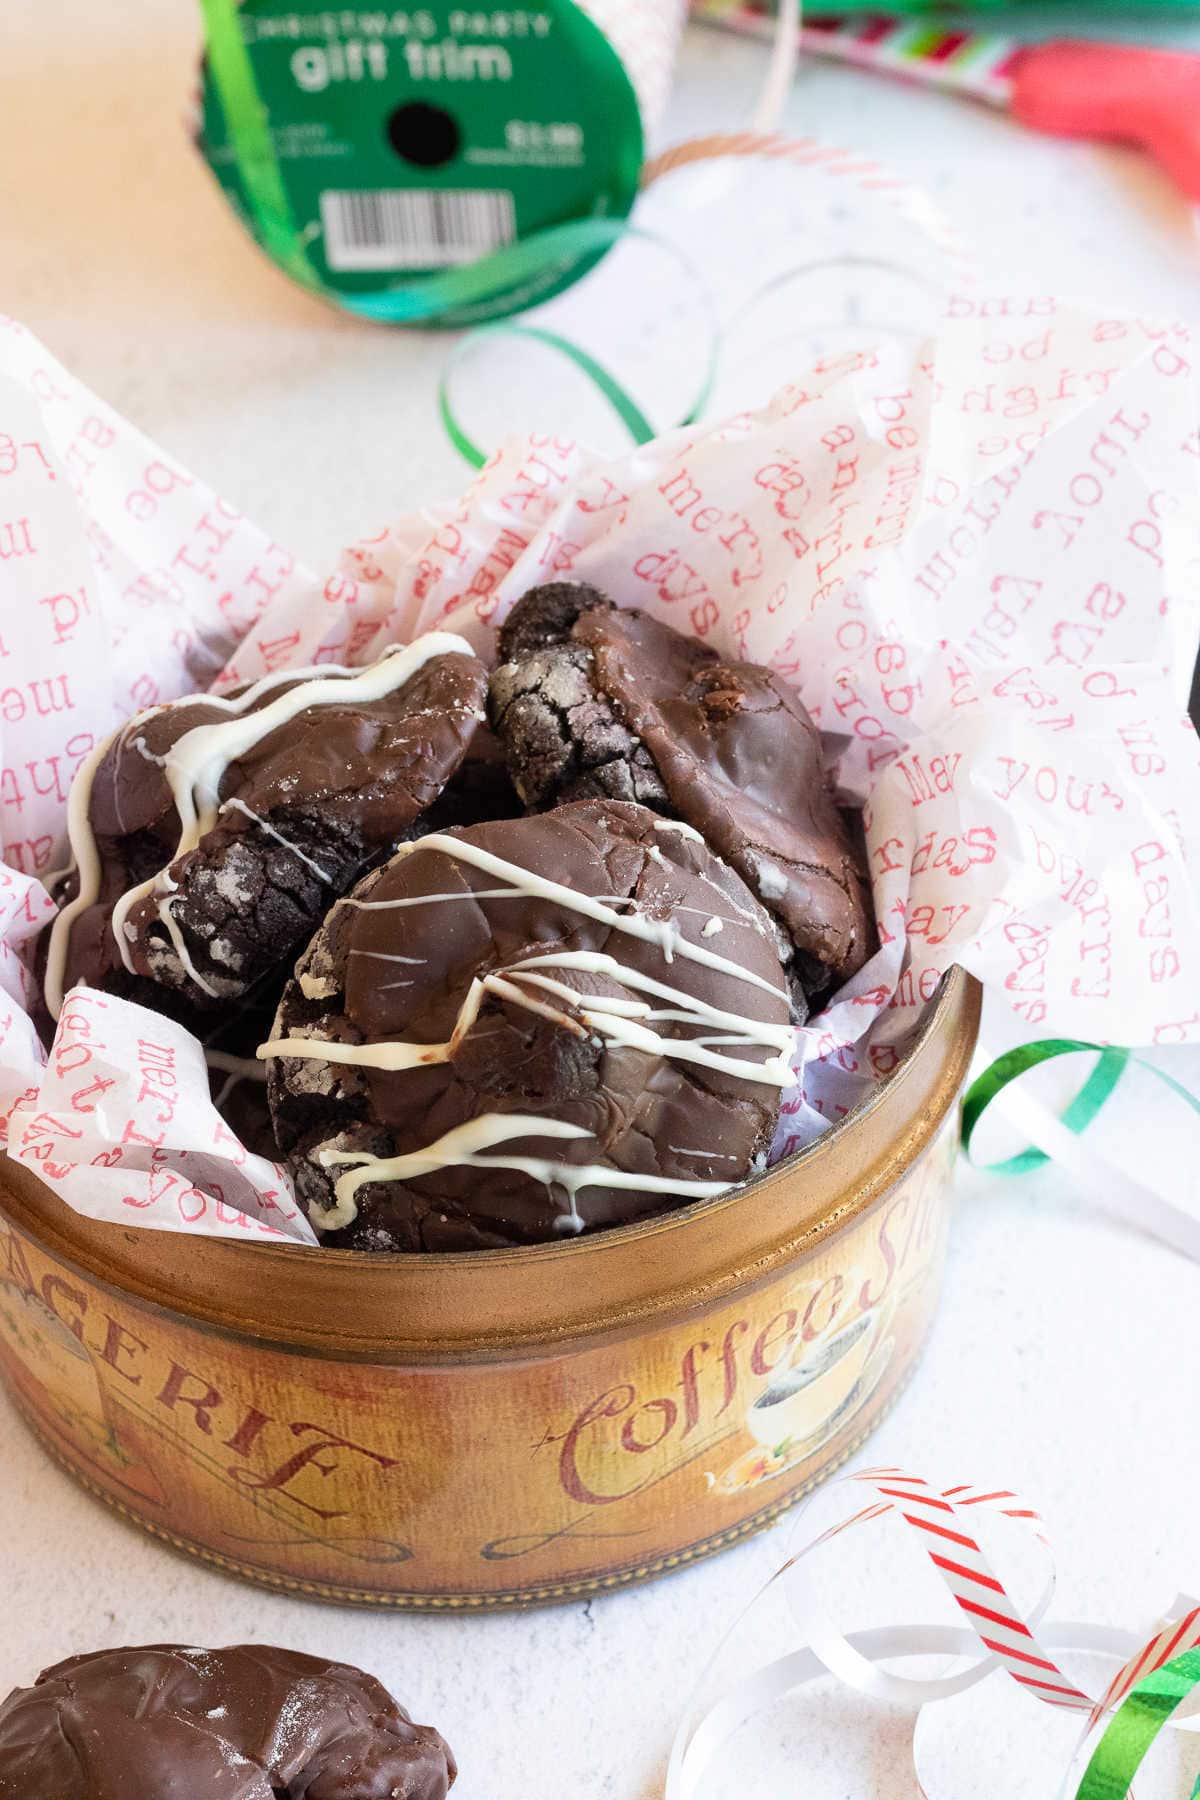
[319,188,517,272]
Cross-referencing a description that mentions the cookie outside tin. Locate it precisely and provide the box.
[0,968,979,1609]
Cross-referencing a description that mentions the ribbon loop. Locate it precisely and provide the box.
[1075,1649,1200,1800]
[669,1467,1200,1800]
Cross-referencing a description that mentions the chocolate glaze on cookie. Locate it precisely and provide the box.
[0,1643,455,1800]
[44,635,487,1020]
[418,720,522,832]
[262,800,794,1251]
[489,585,874,997]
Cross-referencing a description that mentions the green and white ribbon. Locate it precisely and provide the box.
[1074,1649,1200,1800]
[961,1038,1200,1261]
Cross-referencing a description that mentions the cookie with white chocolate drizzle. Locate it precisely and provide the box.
[261,800,794,1251]
[42,634,487,1021]
[489,584,875,1006]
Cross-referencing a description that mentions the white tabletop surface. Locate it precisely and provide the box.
[3,7,1200,1796]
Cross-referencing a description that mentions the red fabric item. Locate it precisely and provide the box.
[1011,40,1200,200]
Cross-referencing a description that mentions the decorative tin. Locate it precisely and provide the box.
[0,970,979,1609]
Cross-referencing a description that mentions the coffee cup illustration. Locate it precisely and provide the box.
[745,1307,882,1456]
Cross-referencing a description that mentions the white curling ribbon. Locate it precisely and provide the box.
[673,1626,1142,1800]
[971,1039,1200,1265]
[781,1473,1078,1716]
[667,1469,1200,1800]
[971,1044,1200,1267]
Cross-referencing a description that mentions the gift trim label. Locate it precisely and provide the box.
[199,2,644,322]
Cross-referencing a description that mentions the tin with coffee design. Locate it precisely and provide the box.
[0,969,979,1609]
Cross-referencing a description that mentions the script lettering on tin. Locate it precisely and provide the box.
[0,1229,399,1525]
[549,1178,941,1512]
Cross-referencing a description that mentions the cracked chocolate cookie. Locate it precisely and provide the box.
[43,634,488,1022]
[0,1643,455,1800]
[488,584,874,1002]
[262,799,794,1251]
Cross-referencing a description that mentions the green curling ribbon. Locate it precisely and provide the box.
[961,1040,1128,1175]
[1073,1647,1200,1800]
[439,323,656,469]
[200,0,315,290]
[438,283,721,468]
[960,1038,1200,1174]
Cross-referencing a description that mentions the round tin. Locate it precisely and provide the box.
[0,969,979,1610]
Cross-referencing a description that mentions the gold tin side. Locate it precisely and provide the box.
[0,972,979,1608]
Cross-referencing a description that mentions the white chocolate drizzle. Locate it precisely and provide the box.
[315,1113,728,1235]
[260,827,797,1231]
[669,1146,738,1161]
[502,951,794,1086]
[349,949,427,964]
[220,797,333,883]
[261,951,792,1089]
[479,973,590,1038]
[347,948,427,995]
[43,634,473,1018]
[357,832,789,1001]
[155,892,225,999]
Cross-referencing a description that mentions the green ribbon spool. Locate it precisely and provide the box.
[198,0,720,460]
[198,0,648,328]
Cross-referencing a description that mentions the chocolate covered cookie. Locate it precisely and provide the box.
[418,719,522,832]
[0,1643,455,1799]
[489,584,874,999]
[262,799,794,1251]
[43,634,488,1021]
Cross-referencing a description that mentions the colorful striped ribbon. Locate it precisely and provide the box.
[666,1465,1200,1800]
[697,4,1023,103]
[800,16,1023,105]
